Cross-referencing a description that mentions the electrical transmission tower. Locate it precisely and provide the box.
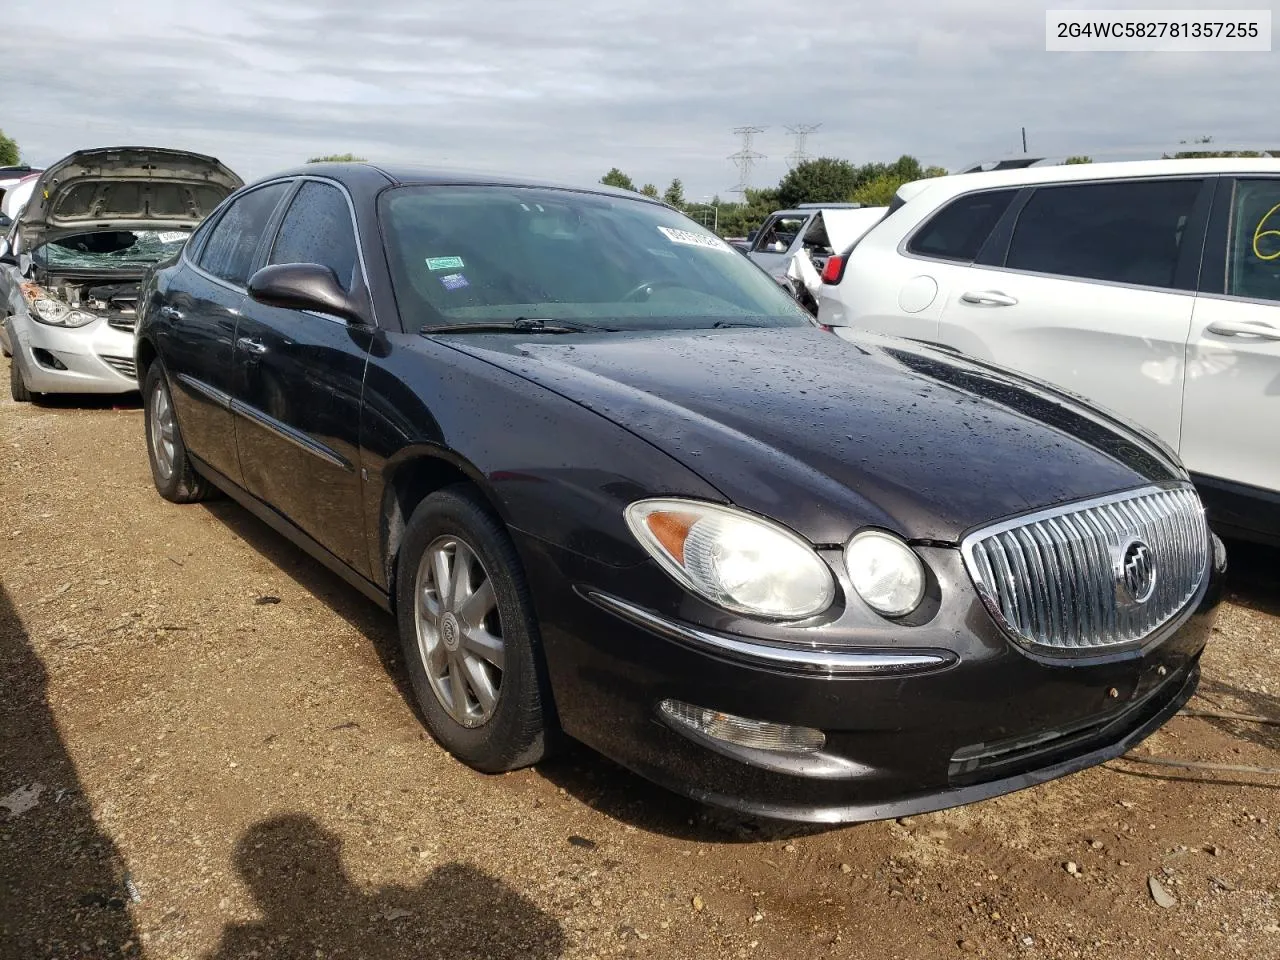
[728,126,766,198]
[784,123,821,168]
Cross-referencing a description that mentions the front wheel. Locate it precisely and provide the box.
[142,360,215,503]
[396,486,557,773]
[9,355,33,402]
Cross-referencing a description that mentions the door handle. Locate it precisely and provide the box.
[1206,319,1280,341]
[158,305,184,320]
[236,336,268,356]
[960,291,1018,307]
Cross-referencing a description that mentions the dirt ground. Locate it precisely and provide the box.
[2,372,1279,960]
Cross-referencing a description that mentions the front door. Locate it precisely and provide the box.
[231,179,375,577]
[1180,176,1280,531]
[937,177,1212,450]
[749,212,811,280]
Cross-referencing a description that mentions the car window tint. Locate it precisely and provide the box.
[198,182,290,286]
[907,189,1016,262]
[754,215,807,253]
[1006,179,1203,288]
[269,181,360,292]
[1227,179,1280,303]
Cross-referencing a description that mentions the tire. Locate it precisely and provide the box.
[396,485,557,773]
[142,360,216,503]
[9,355,32,402]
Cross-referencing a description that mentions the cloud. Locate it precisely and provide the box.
[4,0,1274,198]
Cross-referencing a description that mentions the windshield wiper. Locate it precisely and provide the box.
[420,317,608,335]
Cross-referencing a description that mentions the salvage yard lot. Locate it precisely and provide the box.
[3,381,1279,960]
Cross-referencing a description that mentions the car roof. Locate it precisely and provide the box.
[899,156,1280,204]
[257,162,664,204]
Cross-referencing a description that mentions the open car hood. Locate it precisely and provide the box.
[15,146,242,248]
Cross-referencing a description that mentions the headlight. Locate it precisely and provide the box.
[31,299,95,328]
[845,530,925,617]
[624,498,835,619]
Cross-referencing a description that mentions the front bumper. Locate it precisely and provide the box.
[6,312,138,394]
[515,534,1223,824]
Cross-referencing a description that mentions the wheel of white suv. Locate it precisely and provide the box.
[142,360,216,503]
[395,485,557,773]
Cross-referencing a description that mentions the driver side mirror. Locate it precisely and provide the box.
[247,263,365,324]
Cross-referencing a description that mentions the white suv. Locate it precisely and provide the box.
[818,158,1280,545]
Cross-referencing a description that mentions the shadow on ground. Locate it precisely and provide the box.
[204,814,564,959]
[0,583,140,958]
[24,391,142,411]
[1221,538,1280,619]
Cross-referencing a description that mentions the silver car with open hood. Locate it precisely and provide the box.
[1,146,241,399]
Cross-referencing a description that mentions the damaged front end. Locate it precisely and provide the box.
[20,275,141,334]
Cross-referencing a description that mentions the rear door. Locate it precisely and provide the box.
[1180,176,1280,524]
[163,180,292,482]
[934,177,1212,449]
[828,188,1019,339]
[230,178,375,577]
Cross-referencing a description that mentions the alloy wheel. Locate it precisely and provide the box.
[414,536,505,727]
[149,380,176,481]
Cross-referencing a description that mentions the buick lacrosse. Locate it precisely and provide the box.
[135,163,1224,822]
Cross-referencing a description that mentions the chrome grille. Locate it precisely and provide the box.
[99,354,137,381]
[961,485,1208,651]
[106,316,136,333]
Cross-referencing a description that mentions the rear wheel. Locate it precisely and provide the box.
[9,356,32,402]
[143,360,215,503]
[396,485,556,773]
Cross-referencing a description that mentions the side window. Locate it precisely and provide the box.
[800,214,834,257]
[1006,179,1204,288]
[753,215,808,253]
[198,182,290,286]
[1226,179,1280,303]
[268,181,360,292]
[907,189,1017,262]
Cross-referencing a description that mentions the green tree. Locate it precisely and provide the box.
[777,158,858,208]
[662,178,685,209]
[716,188,781,238]
[850,164,947,207]
[0,129,19,166]
[1063,155,1092,164]
[308,153,366,162]
[639,183,659,198]
[600,167,636,191]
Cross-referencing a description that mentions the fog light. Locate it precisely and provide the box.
[658,699,825,753]
[32,348,67,370]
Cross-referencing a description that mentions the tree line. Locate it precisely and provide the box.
[601,155,949,237]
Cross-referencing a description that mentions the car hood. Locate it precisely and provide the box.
[441,326,1187,544]
[16,147,242,248]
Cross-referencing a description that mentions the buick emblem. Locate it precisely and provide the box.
[1119,539,1156,604]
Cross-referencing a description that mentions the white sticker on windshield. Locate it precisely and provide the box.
[656,226,732,252]
[156,231,188,243]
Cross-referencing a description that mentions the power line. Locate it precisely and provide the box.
[728,125,766,199]
[784,123,821,168]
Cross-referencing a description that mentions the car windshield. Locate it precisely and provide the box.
[33,229,189,270]
[379,185,812,331]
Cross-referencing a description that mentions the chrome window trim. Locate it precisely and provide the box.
[583,590,955,677]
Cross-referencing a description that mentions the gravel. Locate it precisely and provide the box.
[2,381,1279,959]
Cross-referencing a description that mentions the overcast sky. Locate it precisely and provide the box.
[4,0,1274,199]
